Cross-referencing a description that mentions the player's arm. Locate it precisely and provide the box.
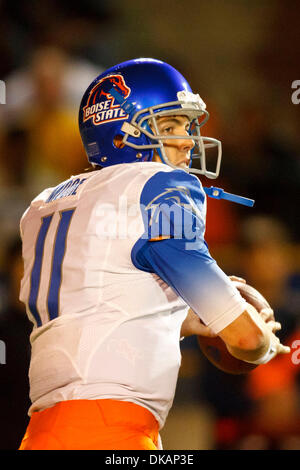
[150,241,289,362]
[150,239,289,363]
[133,169,289,364]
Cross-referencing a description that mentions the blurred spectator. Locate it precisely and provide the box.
[200,215,300,450]
[239,216,298,334]
[3,45,103,121]
[0,0,116,77]
[0,237,32,450]
[0,46,103,192]
[238,216,300,449]
[221,103,300,242]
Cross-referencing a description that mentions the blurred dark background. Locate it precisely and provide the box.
[0,0,299,450]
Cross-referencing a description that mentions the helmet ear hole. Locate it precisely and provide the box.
[113,134,125,149]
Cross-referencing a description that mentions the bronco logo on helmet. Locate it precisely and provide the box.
[83,74,131,126]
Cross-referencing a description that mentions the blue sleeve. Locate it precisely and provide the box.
[131,169,246,332]
[137,169,207,242]
[131,168,208,272]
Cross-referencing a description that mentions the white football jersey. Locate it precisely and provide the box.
[20,161,246,428]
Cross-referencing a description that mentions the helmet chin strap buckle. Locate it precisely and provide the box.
[121,121,141,137]
[204,186,255,207]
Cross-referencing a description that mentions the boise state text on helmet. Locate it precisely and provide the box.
[83,74,131,125]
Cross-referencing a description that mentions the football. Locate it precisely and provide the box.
[197,334,258,375]
[197,281,271,374]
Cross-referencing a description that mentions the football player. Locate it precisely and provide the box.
[19,58,289,450]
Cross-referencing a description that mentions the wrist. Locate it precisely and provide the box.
[244,334,278,365]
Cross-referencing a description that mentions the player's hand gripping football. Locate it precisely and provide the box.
[229,275,290,357]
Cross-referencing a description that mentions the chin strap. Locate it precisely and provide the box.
[204,186,255,207]
[109,87,137,117]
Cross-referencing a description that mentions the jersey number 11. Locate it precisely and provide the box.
[28,208,75,327]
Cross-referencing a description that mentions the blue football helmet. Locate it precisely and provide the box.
[79,58,222,178]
